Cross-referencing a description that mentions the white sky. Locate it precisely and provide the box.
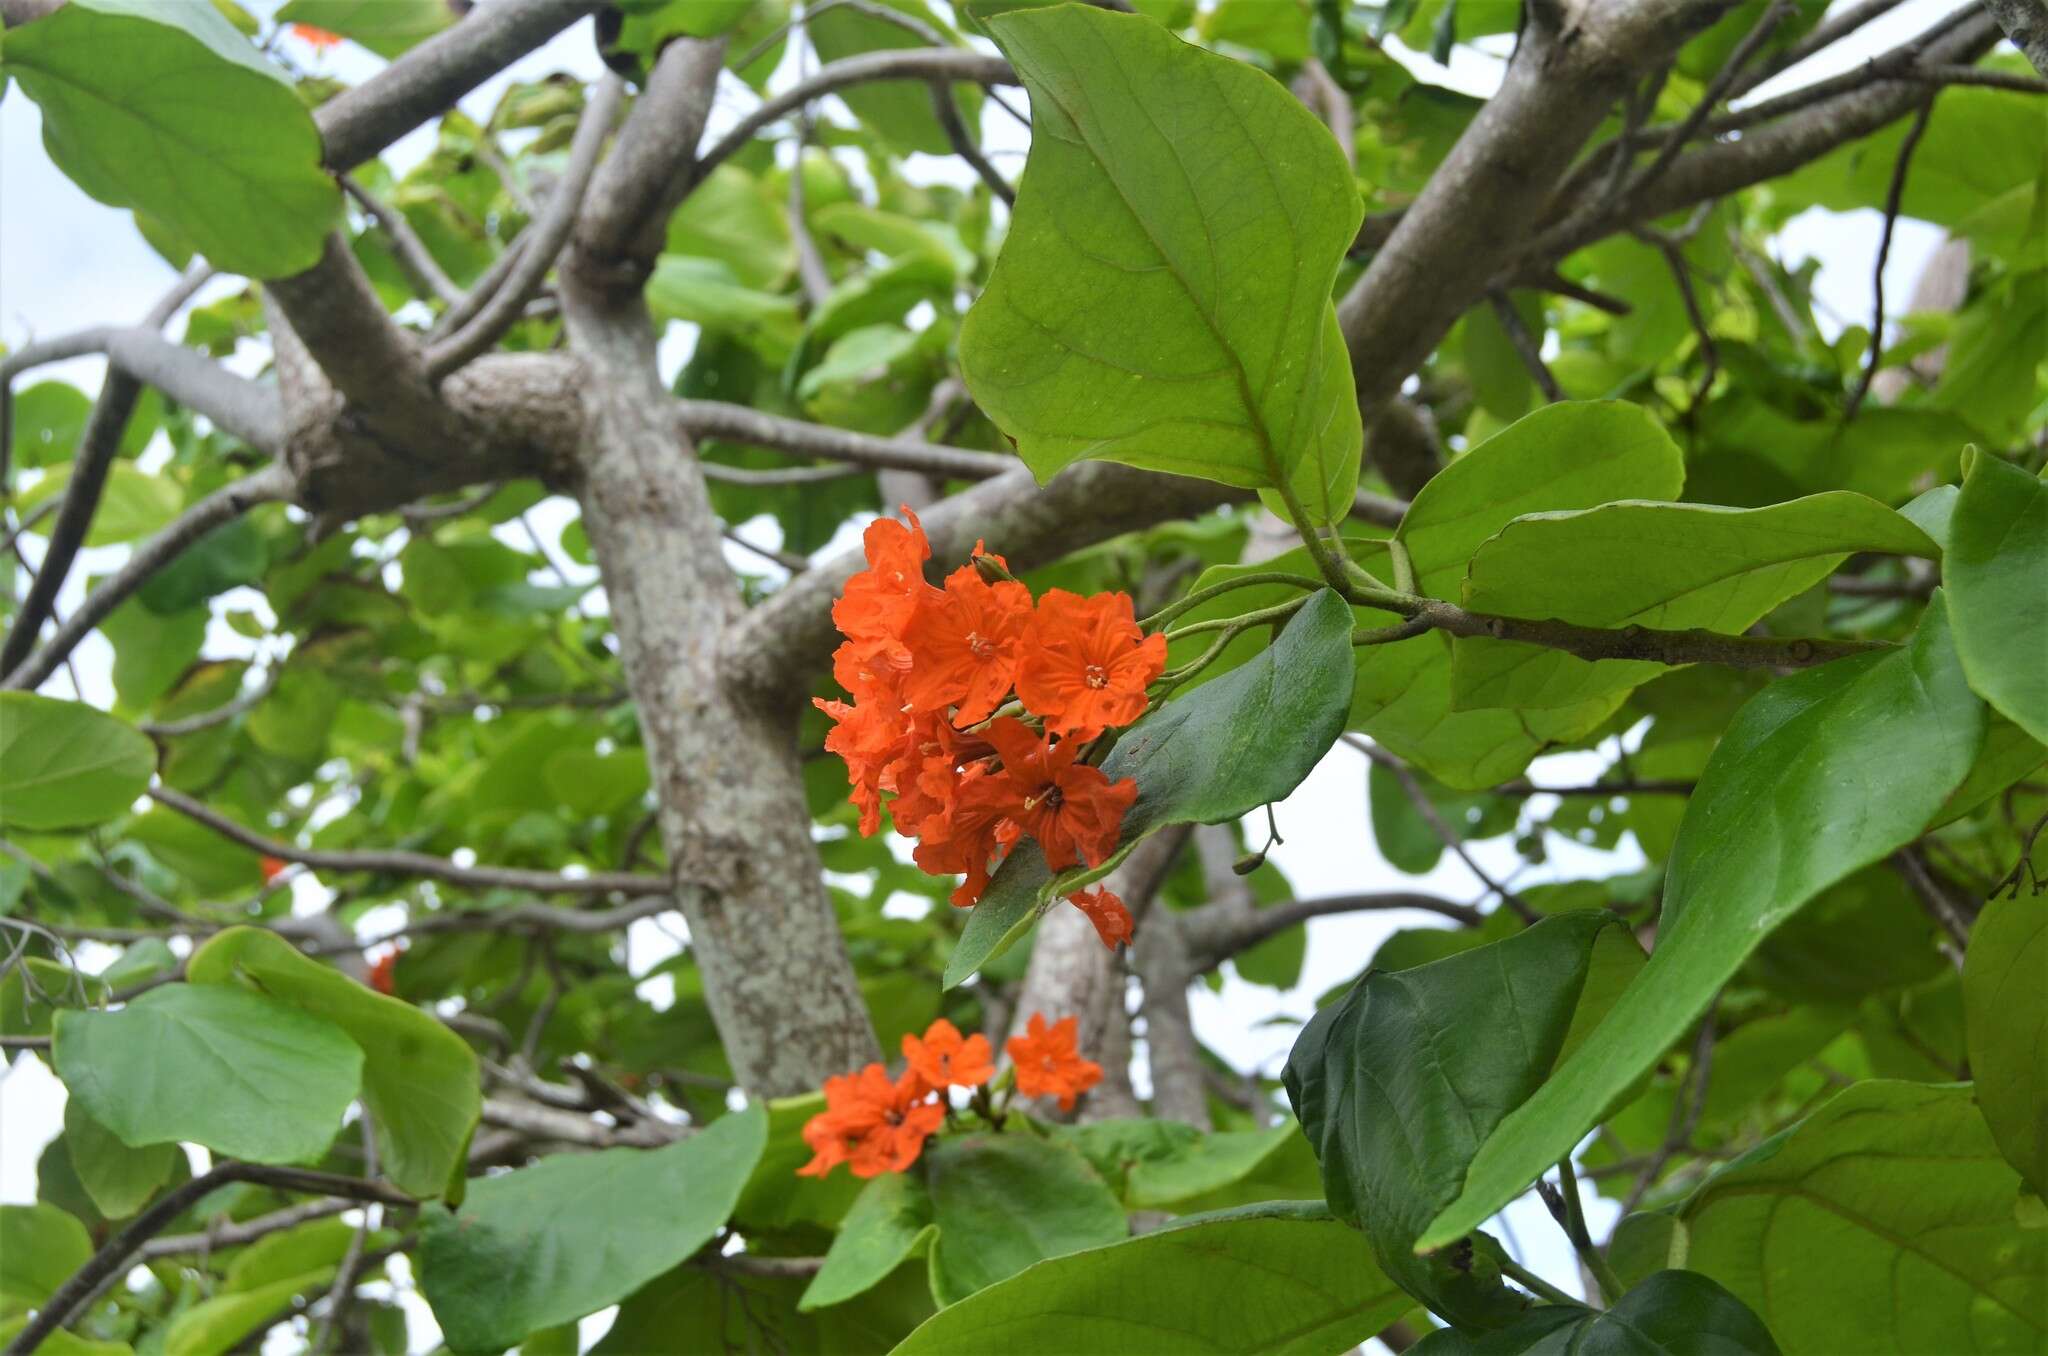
[0,0,1976,1346]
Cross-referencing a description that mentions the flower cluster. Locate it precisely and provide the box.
[815,509,1166,949]
[798,1014,1103,1179]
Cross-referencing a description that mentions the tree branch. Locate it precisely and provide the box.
[570,40,728,270]
[342,176,461,306]
[145,785,664,897]
[675,401,1014,480]
[1985,0,2048,77]
[1185,891,1486,970]
[103,327,283,450]
[4,464,295,691]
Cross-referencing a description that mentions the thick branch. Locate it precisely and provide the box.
[572,42,728,268]
[1987,0,2048,77]
[5,463,294,691]
[103,328,283,451]
[145,785,663,896]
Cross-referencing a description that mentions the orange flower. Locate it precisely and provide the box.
[815,689,911,836]
[981,718,1136,871]
[831,509,937,675]
[366,949,398,996]
[290,23,343,49]
[1006,1013,1103,1112]
[797,1063,945,1179]
[259,855,289,884]
[903,1018,994,1090]
[1066,887,1134,950]
[910,762,1016,906]
[1015,590,1166,739]
[901,566,1033,725]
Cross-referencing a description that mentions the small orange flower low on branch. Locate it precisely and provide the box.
[815,509,1156,949]
[798,1013,1102,1179]
[289,23,344,49]
[259,855,288,884]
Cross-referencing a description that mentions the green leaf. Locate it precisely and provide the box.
[1,0,339,277]
[18,462,181,546]
[647,255,802,362]
[924,1134,1129,1305]
[274,0,455,58]
[810,0,981,155]
[1284,912,1643,1324]
[1408,1270,1780,1355]
[893,1201,1411,1356]
[959,4,1363,525]
[0,694,155,830]
[0,959,109,1039]
[664,164,793,290]
[1679,1081,2046,1353]
[0,1203,92,1318]
[188,927,481,1200]
[1948,451,2048,743]
[54,983,362,1165]
[6,381,91,469]
[418,1104,768,1353]
[0,1320,131,1356]
[799,1171,936,1311]
[63,1098,175,1218]
[136,516,268,614]
[224,1217,359,1293]
[163,1268,333,1356]
[1422,599,1986,1252]
[1451,492,1938,712]
[102,597,207,715]
[945,588,1356,986]
[1964,897,2048,1195]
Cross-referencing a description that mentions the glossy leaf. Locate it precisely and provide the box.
[1452,493,1938,711]
[800,1171,936,1312]
[418,1104,767,1353]
[946,588,1356,986]
[0,694,155,830]
[2,0,338,277]
[960,4,1363,524]
[1680,1081,2045,1353]
[1284,912,1644,1324]
[1408,1270,1780,1355]
[1948,451,2048,743]
[896,1200,1409,1356]
[925,1134,1129,1305]
[189,926,481,1199]
[1963,897,2048,1195]
[1423,600,1986,1251]
[54,983,362,1165]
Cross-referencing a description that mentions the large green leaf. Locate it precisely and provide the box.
[1284,912,1644,1325]
[959,4,1362,524]
[1451,493,1939,712]
[0,1203,92,1318]
[1408,1270,1780,1355]
[418,1104,768,1353]
[944,587,1356,986]
[188,927,480,1200]
[54,983,362,1165]
[1679,1081,2046,1353]
[63,1099,175,1219]
[0,694,155,830]
[893,1201,1410,1356]
[1,0,338,277]
[1964,897,2048,1195]
[799,1171,935,1312]
[1422,600,1986,1251]
[1947,451,2048,743]
[924,1134,1129,1305]
[274,0,455,58]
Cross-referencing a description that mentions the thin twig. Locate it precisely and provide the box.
[1344,735,1537,923]
[343,176,461,305]
[1488,291,1562,403]
[1844,99,1934,421]
[1621,1005,1717,1214]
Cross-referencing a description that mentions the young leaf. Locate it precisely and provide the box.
[1451,492,1939,712]
[1947,450,2048,743]
[959,3,1363,524]
[925,1135,1128,1305]
[1283,911,1644,1325]
[800,1171,937,1312]
[945,588,1356,986]
[893,1201,1410,1356]
[0,694,155,831]
[188,928,482,1200]
[55,984,363,1165]
[418,1104,768,1354]
[1963,897,2048,1195]
[2,0,339,277]
[1679,1081,2045,1353]
[1408,1270,1780,1355]
[1422,598,1986,1252]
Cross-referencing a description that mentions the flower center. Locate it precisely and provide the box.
[1083,664,1108,689]
[967,630,995,658]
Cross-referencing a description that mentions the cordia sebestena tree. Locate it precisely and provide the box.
[0,0,2043,1352]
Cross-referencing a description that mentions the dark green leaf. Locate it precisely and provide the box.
[925,1134,1128,1305]
[1963,897,2048,1195]
[799,1171,935,1311]
[63,1098,175,1218]
[1947,450,2048,744]
[1424,600,1985,1251]
[1408,1270,1780,1355]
